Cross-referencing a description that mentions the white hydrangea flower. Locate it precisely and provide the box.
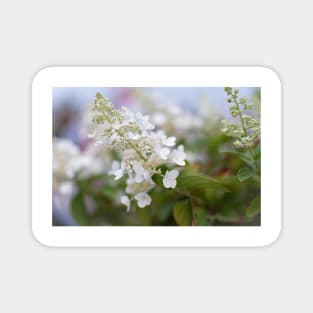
[121,195,131,212]
[131,90,204,142]
[155,145,170,160]
[132,161,151,183]
[89,92,187,210]
[135,112,155,130]
[127,132,141,140]
[59,181,75,195]
[163,169,179,189]
[53,136,112,211]
[109,161,125,180]
[171,145,186,166]
[152,112,166,125]
[67,155,94,178]
[125,176,154,195]
[134,192,152,208]
[163,136,176,147]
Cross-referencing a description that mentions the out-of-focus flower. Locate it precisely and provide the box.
[131,90,204,141]
[121,195,131,212]
[53,136,112,211]
[53,138,79,194]
[109,161,125,180]
[221,87,260,149]
[171,145,186,166]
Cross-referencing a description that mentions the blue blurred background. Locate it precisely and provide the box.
[53,87,258,143]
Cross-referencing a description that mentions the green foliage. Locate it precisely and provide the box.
[216,207,240,223]
[177,166,228,192]
[136,206,151,226]
[71,192,89,226]
[238,167,254,182]
[151,172,164,188]
[193,207,212,226]
[173,199,193,226]
[246,196,261,218]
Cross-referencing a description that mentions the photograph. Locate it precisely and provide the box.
[52,86,261,227]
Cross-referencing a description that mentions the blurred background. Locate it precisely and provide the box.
[53,87,260,226]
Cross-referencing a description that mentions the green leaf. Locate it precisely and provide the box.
[173,199,193,226]
[194,208,211,226]
[246,196,261,218]
[151,173,164,188]
[177,168,228,192]
[158,201,175,222]
[101,186,118,199]
[237,167,254,182]
[251,145,261,160]
[136,206,151,226]
[216,207,240,222]
[222,150,254,167]
[71,192,89,225]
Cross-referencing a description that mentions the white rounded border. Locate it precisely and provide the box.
[32,67,281,247]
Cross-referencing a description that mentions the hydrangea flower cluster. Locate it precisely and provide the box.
[53,138,80,197]
[53,137,111,207]
[221,87,261,149]
[89,92,186,211]
[132,89,203,139]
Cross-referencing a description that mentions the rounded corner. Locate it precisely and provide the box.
[32,66,57,88]
[259,225,282,248]
[258,66,282,88]
[31,225,55,248]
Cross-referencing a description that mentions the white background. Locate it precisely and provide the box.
[0,1,310,312]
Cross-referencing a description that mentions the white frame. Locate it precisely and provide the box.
[32,67,281,247]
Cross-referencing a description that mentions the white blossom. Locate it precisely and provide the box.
[121,195,131,212]
[53,136,112,211]
[59,181,75,195]
[53,138,79,194]
[171,145,186,166]
[132,161,150,183]
[132,90,204,141]
[155,145,170,160]
[134,192,152,208]
[125,176,154,195]
[89,92,187,210]
[163,136,176,147]
[163,169,179,189]
[109,161,125,180]
[135,112,155,130]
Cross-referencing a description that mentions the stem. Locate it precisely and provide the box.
[101,111,147,162]
[233,94,257,171]
[119,130,148,161]
[126,139,148,162]
[233,96,247,137]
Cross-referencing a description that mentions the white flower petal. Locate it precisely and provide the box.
[121,195,131,212]
[114,169,124,180]
[163,170,178,189]
[168,169,179,179]
[163,136,176,147]
[135,174,144,183]
[127,132,140,140]
[59,181,75,195]
[171,145,186,166]
[163,177,175,188]
[134,192,152,208]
